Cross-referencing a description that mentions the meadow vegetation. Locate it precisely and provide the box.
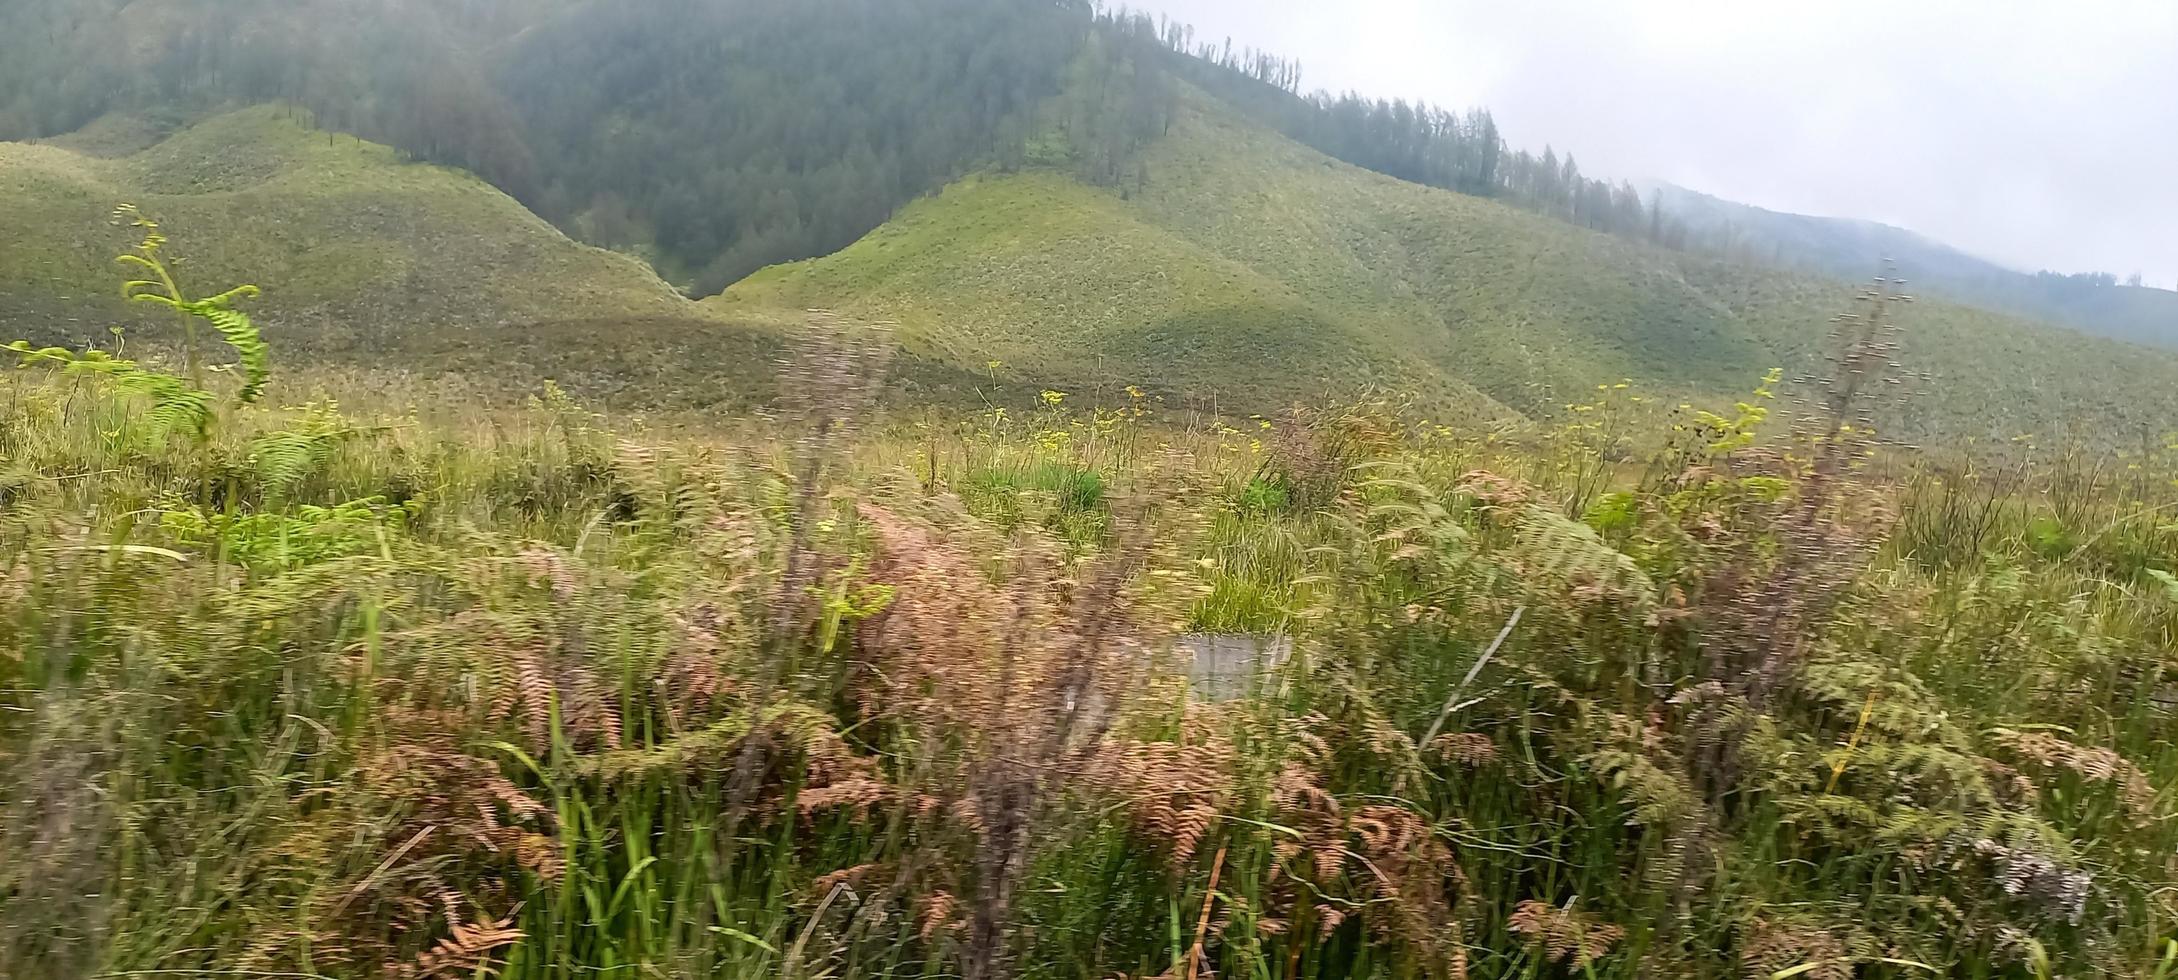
[6,223,2178,979]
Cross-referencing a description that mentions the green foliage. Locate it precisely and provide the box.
[111,204,270,399]
[161,495,416,571]
[1236,473,1291,516]
[8,207,272,451]
[7,24,2178,979]
[1685,366,1782,454]
[2145,567,2178,602]
[247,400,351,499]
[959,459,1110,543]
[5,341,214,445]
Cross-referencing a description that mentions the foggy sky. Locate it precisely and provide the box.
[1138,0,2178,284]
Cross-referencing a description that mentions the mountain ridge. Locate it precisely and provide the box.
[1648,181,2178,349]
[7,0,2169,357]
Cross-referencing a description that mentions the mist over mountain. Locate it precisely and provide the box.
[1648,182,2178,349]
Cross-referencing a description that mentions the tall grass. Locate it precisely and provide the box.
[4,310,2178,979]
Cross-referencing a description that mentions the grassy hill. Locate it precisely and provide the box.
[720,171,1506,417]
[11,100,2178,440]
[0,106,802,407]
[724,93,2178,439]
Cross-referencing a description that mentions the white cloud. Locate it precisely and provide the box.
[1139,0,2178,281]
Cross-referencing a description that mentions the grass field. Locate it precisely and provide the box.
[718,170,1504,418]
[6,286,2178,976]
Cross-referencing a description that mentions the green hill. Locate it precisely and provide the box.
[10,100,2178,440]
[720,171,1506,417]
[0,107,800,406]
[723,94,2178,438]
[720,95,1770,419]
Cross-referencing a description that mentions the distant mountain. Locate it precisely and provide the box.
[1648,182,2178,349]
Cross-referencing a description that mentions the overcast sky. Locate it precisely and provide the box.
[1135,0,2177,284]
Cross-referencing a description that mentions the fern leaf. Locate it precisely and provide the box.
[184,300,270,403]
[118,372,215,440]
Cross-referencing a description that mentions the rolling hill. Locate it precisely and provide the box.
[9,96,2178,441]
[722,91,2178,440]
[0,106,805,407]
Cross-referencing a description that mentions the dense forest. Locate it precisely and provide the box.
[499,0,1089,290]
[0,0,2157,327]
[0,0,1687,291]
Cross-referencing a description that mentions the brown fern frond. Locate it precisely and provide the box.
[1455,470,1538,513]
[812,862,886,898]
[1508,900,1626,969]
[919,891,961,941]
[513,547,578,602]
[514,834,563,883]
[1427,732,1499,767]
[505,647,555,753]
[1084,708,1239,872]
[1989,729,2156,822]
[1739,916,1849,980]
[797,777,896,820]
[565,664,624,751]
[1316,906,1347,939]
[407,913,524,979]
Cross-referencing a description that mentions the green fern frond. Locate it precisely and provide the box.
[1587,746,1698,828]
[107,207,271,404]
[250,430,327,498]
[120,372,216,440]
[197,284,263,308]
[186,301,270,403]
[6,340,213,443]
[248,402,348,498]
[1775,792,1882,833]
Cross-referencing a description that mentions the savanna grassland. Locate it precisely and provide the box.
[5,213,2178,980]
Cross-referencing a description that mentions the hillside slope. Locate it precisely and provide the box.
[720,171,1507,417]
[0,107,795,406]
[725,94,2178,438]
[1652,182,2178,349]
[10,102,2178,439]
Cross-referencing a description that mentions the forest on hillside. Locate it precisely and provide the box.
[0,0,1679,293]
[5,0,2164,341]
